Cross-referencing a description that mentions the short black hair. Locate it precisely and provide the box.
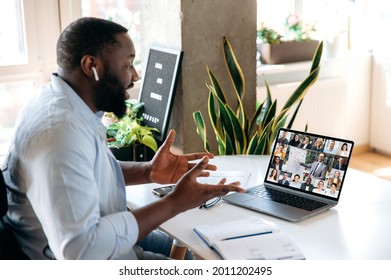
[57,17,128,71]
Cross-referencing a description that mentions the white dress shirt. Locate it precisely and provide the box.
[2,74,139,259]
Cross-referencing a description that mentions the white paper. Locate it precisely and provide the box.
[197,170,251,188]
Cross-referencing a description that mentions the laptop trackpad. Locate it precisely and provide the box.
[225,193,290,212]
[224,192,255,203]
[245,197,290,213]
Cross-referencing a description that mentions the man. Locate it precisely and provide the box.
[334,157,347,171]
[277,131,289,145]
[278,172,290,186]
[300,177,315,192]
[324,140,337,154]
[297,152,328,180]
[1,18,243,260]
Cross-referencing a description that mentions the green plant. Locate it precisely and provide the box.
[257,24,282,44]
[257,15,316,44]
[284,14,316,42]
[105,99,159,152]
[193,36,323,155]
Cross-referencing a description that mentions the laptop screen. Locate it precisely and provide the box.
[264,129,354,201]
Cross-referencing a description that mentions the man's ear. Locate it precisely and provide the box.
[81,55,101,81]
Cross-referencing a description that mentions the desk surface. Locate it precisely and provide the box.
[126,155,391,260]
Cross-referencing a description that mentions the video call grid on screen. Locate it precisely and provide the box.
[264,129,354,201]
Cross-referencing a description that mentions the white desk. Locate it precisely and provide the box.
[126,155,391,260]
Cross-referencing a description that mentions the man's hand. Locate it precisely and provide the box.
[133,155,244,241]
[163,156,245,214]
[149,130,217,184]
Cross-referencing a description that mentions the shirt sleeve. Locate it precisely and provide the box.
[25,122,139,259]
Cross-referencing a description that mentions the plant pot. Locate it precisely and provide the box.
[109,145,155,162]
[132,144,153,162]
[259,40,319,64]
[110,146,134,161]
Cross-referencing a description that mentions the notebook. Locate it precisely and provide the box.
[223,128,354,222]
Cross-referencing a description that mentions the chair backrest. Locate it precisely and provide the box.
[0,170,29,259]
[138,46,183,144]
[0,170,8,217]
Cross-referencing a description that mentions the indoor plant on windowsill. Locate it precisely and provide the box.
[193,36,323,155]
[104,99,159,161]
[257,14,318,64]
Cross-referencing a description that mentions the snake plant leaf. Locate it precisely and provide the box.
[247,132,260,154]
[261,99,277,130]
[243,116,251,149]
[253,127,270,155]
[287,99,303,129]
[214,94,237,153]
[207,92,227,154]
[310,41,323,74]
[223,36,245,100]
[193,111,211,152]
[257,78,272,131]
[217,132,226,155]
[224,129,234,155]
[223,36,246,127]
[193,37,323,156]
[207,67,227,104]
[208,95,225,155]
[274,107,290,128]
[281,66,320,112]
[207,89,223,137]
[281,42,322,112]
[226,105,246,153]
[250,100,265,135]
[141,134,158,152]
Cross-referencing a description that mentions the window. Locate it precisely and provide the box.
[0,0,60,160]
[80,0,142,99]
[0,0,27,66]
[257,0,371,55]
[80,0,142,72]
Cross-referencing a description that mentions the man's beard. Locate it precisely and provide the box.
[95,71,127,118]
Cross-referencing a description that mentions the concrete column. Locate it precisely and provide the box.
[141,0,257,154]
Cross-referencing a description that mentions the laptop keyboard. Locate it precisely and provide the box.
[247,185,328,211]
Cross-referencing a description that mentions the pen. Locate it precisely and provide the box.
[222,231,273,241]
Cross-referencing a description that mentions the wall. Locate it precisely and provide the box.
[257,52,372,147]
[370,56,391,155]
[140,0,257,154]
[139,1,371,153]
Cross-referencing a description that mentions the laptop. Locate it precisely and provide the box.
[223,128,354,222]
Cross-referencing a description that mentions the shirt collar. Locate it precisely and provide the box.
[51,73,106,140]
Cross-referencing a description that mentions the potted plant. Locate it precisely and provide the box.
[257,24,282,44]
[193,36,323,155]
[257,14,318,64]
[104,99,159,161]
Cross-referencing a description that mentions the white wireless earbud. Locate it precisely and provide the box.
[92,67,99,81]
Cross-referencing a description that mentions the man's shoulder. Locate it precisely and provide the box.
[15,88,96,151]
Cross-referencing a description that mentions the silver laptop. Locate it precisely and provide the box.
[223,128,354,222]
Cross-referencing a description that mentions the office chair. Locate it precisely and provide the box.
[138,46,183,149]
[0,170,29,259]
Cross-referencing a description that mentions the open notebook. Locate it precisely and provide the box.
[223,128,354,222]
[194,216,304,260]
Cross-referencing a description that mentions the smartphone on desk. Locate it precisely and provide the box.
[152,185,175,197]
